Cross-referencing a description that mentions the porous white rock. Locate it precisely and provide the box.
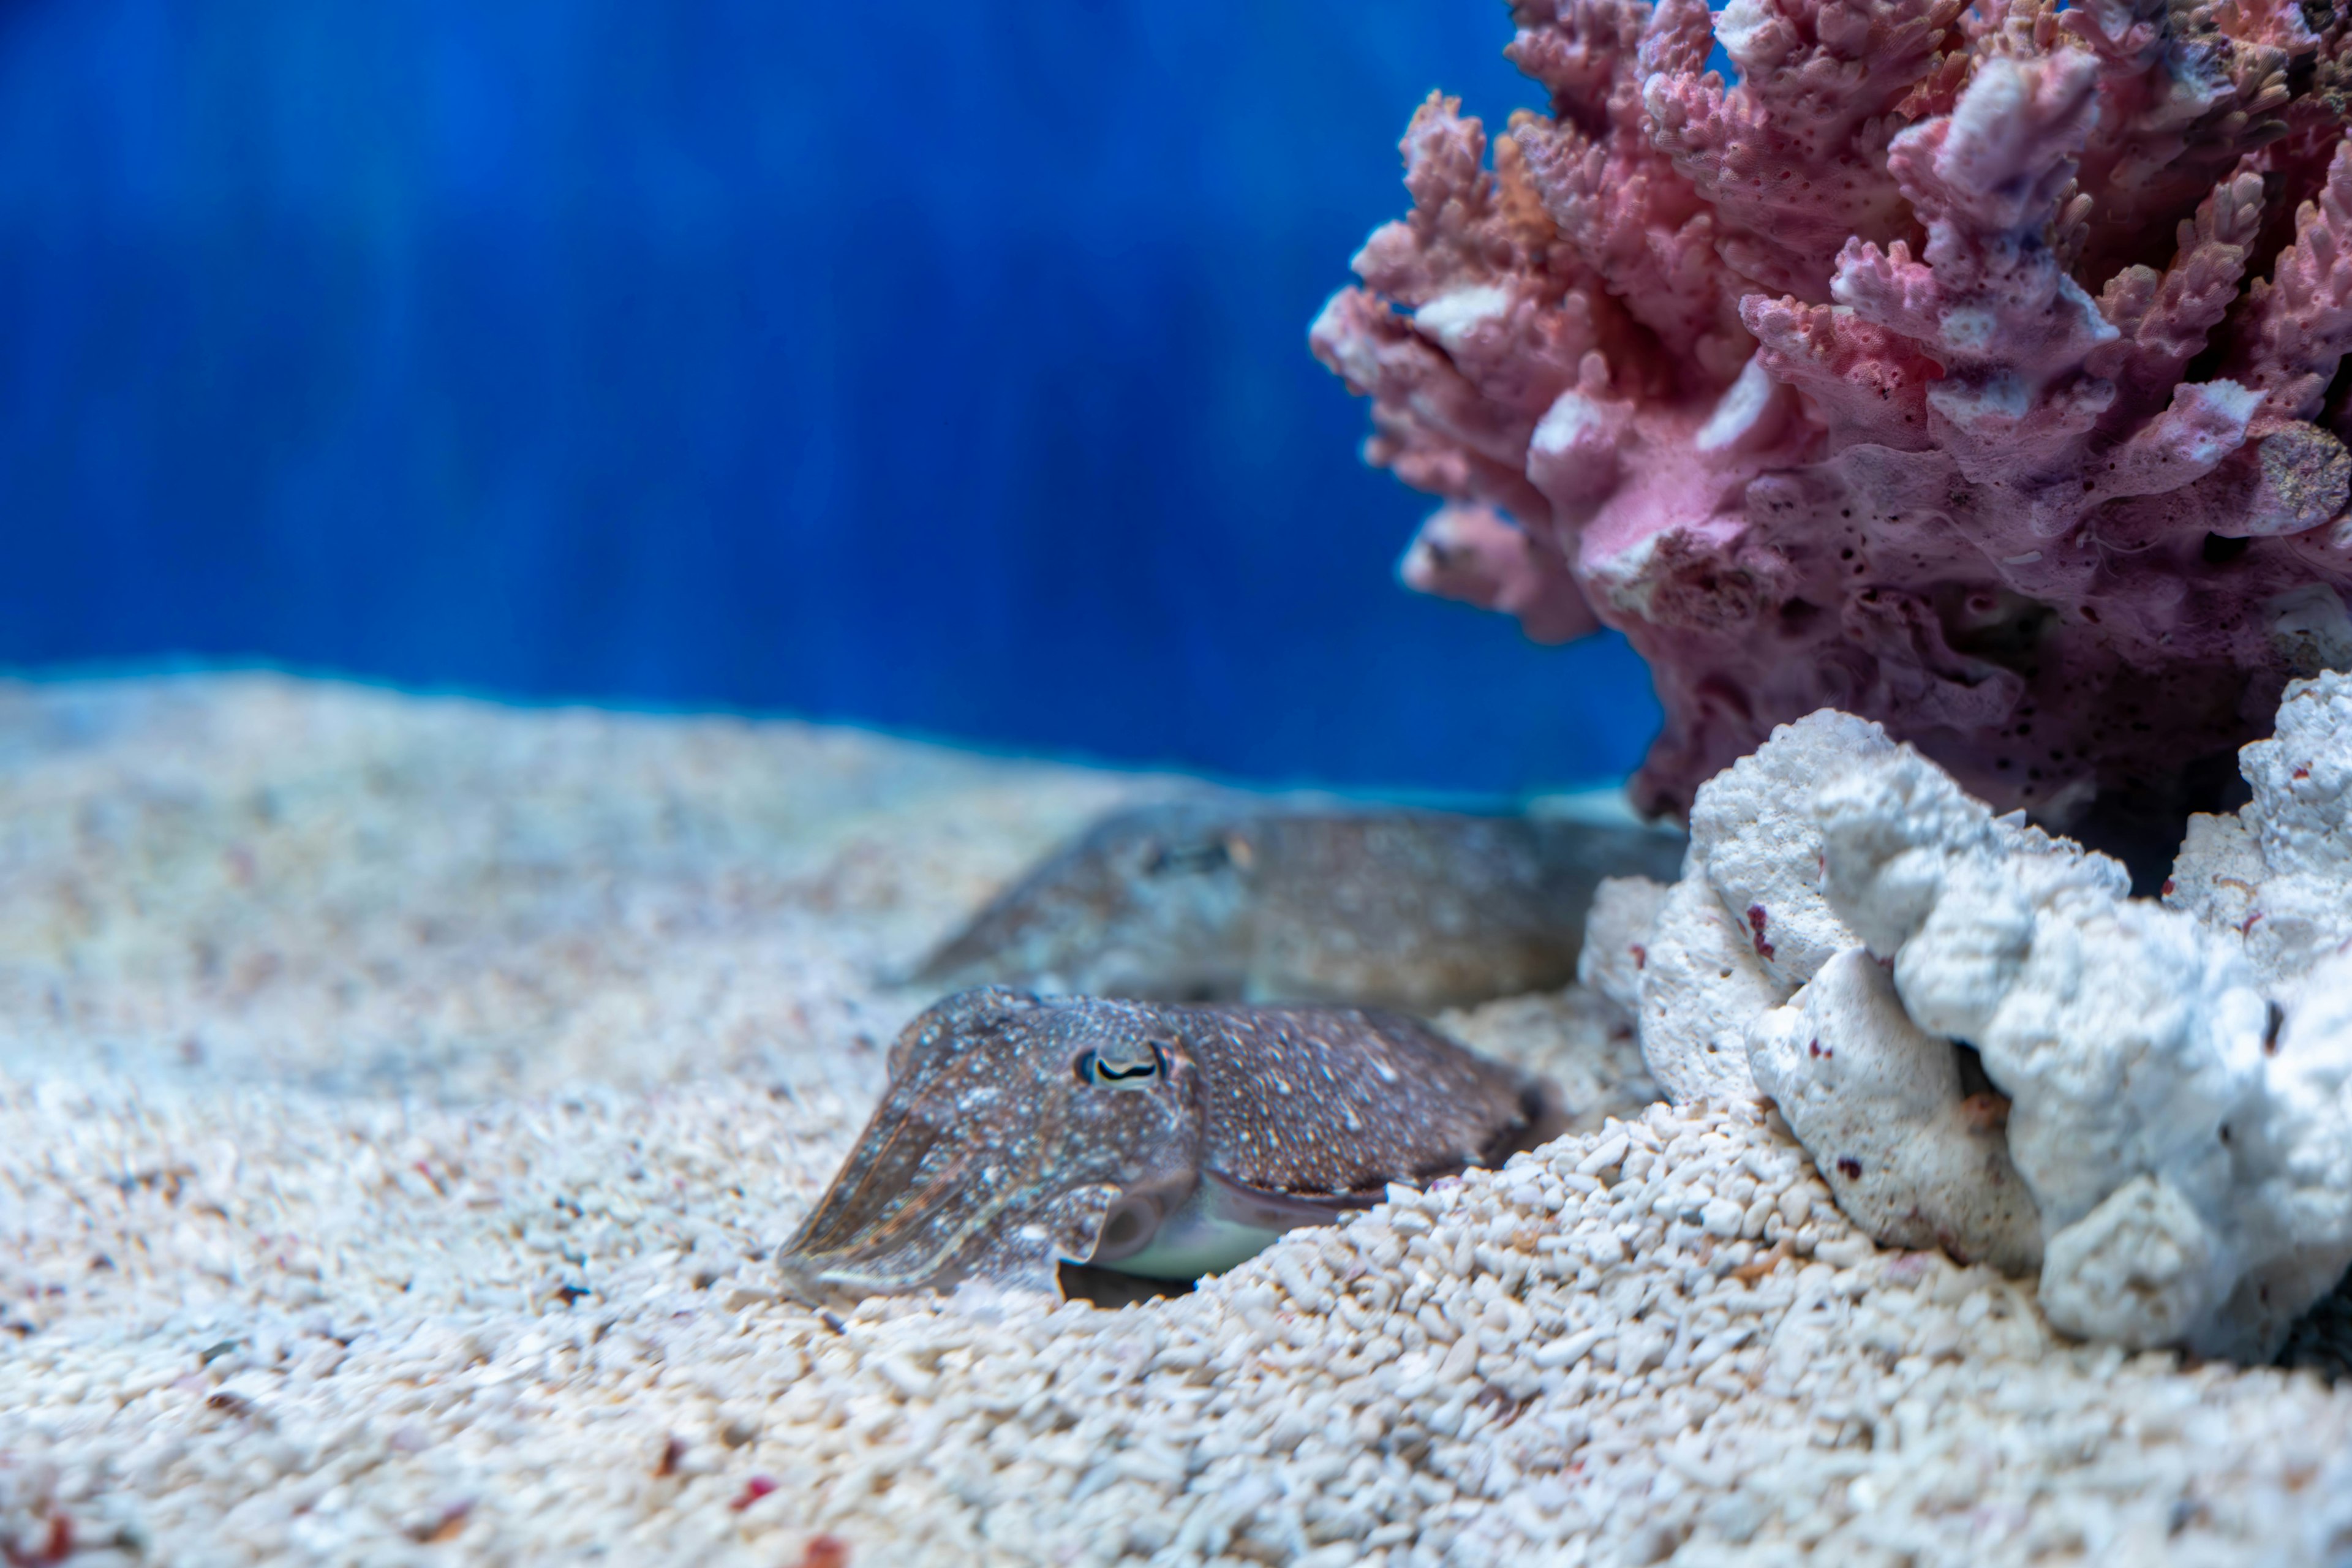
[2037,1174,2219,1348]
[1748,947,2042,1275]
[2169,671,2352,984]
[1807,725,2352,1358]
[1574,873,1670,1016]
[1685,709,1884,991]
[2167,810,2267,940]
[2222,945,2352,1355]
[1634,712,1880,1104]
[1814,750,2239,1223]
[1635,875,1773,1102]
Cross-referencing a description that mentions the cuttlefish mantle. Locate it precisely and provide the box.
[777,987,1563,1300]
[909,799,1686,1012]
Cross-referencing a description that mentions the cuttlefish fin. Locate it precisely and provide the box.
[1099,1168,1378,1281]
[1203,1168,1381,1229]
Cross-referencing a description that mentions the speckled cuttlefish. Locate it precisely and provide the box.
[780,802,1678,1300]
[777,986,1563,1300]
[911,799,1684,1012]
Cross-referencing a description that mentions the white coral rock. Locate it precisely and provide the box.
[1748,947,2041,1275]
[1576,873,1670,1017]
[1810,747,2130,1025]
[1636,876,1773,1103]
[2248,673,2352,873]
[2169,670,2352,983]
[1637,710,1879,1103]
[1635,678,2352,1355]
[1805,722,2352,1358]
[1686,710,1884,991]
[2165,811,2263,941]
[2212,946,2352,1357]
[2037,1175,2219,1349]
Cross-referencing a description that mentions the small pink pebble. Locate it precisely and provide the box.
[730,1475,778,1511]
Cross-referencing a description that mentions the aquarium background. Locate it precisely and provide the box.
[0,0,1662,794]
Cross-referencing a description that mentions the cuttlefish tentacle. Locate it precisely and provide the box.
[777,987,1559,1300]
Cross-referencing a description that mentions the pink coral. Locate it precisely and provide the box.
[1314,0,2352,852]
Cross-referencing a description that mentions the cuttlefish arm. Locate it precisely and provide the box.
[775,989,1558,1302]
[777,989,1207,1301]
[1101,1170,1376,1281]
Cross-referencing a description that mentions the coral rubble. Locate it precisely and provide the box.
[1316,0,2352,833]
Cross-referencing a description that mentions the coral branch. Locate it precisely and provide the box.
[2091,159,2266,420]
[2062,0,2316,280]
[1396,503,1599,643]
[1743,296,1938,451]
[1510,0,1752,385]
[1841,53,2120,483]
[2237,139,2352,428]
[1504,0,1649,132]
[1643,0,1965,299]
[1309,287,1557,529]
[1513,115,1750,386]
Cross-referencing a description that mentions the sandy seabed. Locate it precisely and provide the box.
[3,673,2351,1568]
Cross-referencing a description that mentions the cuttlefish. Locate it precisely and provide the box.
[778,986,1562,1299]
[911,799,1685,1012]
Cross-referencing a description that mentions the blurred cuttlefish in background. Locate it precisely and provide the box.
[777,987,1562,1300]
[909,798,1686,1012]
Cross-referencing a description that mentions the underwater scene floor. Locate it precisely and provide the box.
[1,673,2349,1566]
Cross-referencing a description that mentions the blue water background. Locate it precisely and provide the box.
[0,0,1662,794]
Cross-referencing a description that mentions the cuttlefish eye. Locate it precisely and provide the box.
[1074,1039,1169,1088]
[1141,836,1235,876]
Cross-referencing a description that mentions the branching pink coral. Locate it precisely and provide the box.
[1314,0,2352,856]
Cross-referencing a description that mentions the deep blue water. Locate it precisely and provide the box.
[0,0,1661,793]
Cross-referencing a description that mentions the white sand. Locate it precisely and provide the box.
[3,673,2350,1567]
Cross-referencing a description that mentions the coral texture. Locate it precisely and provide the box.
[1627,874,1780,1100]
[1316,0,2352,828]
[1623,709,1887,1103]
[1619,709,2051,1278]
[1749,946,2046,1275]
[2169,667,2352,981]
[1799,725,2302,1356]
[1572,870,1672,1012]
[1618,685,2352,1357]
